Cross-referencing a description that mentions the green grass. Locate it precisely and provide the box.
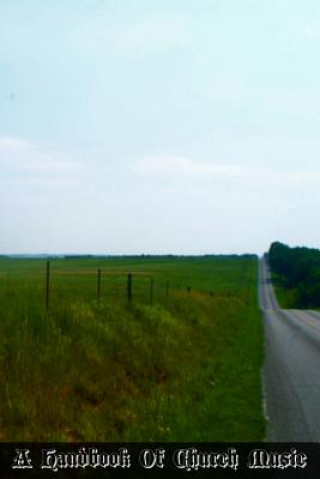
[270,272,299,309]
[0,255,265,441]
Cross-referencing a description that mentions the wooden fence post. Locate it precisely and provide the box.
[127,273,132,302]
[46,260,50,311]
[246,260,253,304]
[97,268,101,302]
[150,277,154,306]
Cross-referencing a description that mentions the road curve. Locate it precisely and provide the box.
[259,258,320,441]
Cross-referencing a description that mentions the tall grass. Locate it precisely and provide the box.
[0,256,265,441]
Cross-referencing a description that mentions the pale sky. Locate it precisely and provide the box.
[1,0,320,255]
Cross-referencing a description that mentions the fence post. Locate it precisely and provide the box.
[127,273,132,302]
[97,268,101,302]
[246,260,253,305]
[150,277,154,306]
[46,260,50,311]
[187,286,191,294]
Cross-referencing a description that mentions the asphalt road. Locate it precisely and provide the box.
[259,258,320,441]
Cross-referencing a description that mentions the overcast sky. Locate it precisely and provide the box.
[1,0,320,255]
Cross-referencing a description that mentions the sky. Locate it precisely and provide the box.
[1,0,320,255]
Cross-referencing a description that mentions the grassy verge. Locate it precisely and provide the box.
[271,272,299,308]
[0,256,266,441]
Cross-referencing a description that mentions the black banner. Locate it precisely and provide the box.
[1,443,319,478]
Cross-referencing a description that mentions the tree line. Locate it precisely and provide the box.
[267,241,320,308]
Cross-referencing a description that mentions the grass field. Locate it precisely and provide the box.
[0,255,266,441]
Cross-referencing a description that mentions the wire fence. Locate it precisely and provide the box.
[44,261,203,310]
[0,259,255,313]
[44,261,237,311]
